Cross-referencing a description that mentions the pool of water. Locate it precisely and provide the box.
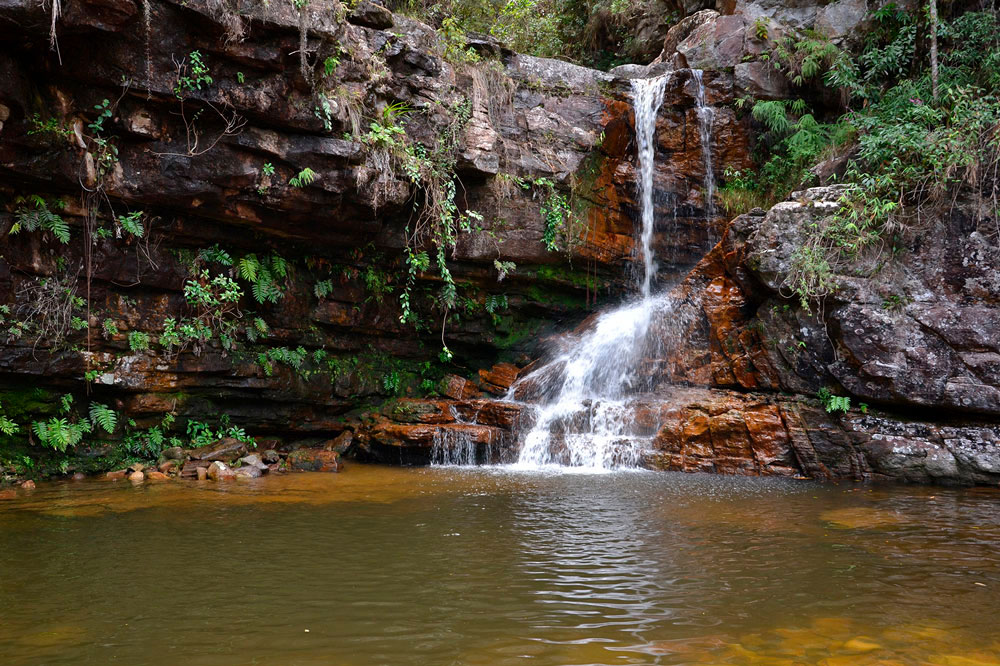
[2,465,1000,665]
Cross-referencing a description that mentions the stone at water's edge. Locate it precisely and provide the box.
[287,449,342,473]
[357,388,1000,485]
[188,439,249,463]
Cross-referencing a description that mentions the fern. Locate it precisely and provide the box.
[314,279,334,298]
[32,417,91,451]
[13,196,70,243]
[239,254,287,304]
[198,245,234,266]
[118,211,145,238]
[288,167,318,187]
[270,255,288,279]
[0,415,18,436]
[752,100,793,133]
[89,403,118,434]
[818,387,852,414]
[238,255,260,282]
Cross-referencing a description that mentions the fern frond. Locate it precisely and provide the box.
[238,255,259,282]
[89,403,118,434]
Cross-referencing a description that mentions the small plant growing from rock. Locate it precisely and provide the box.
[128,330,151,352]
[818,387,851,414]
[173,50,213,98]
[288,167,318,187]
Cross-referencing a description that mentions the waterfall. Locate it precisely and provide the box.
[431,427,480,466]
[692,69,716,220]
[505,74,676,472]
[632,74,670,299]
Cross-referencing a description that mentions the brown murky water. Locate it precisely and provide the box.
[2,465,1000,665]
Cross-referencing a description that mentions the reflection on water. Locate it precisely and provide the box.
[1,466,1000,665]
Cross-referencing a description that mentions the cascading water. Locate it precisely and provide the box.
[633,74,670,299]
[506,74,676,471]
[692,69,716,220]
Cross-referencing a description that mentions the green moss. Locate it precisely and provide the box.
[535,265,599,291]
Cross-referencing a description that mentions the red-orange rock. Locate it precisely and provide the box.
[106,470,127,481]
[441,374,480,400]
[128,471,145,482]
[206,461,235,481]
[287,449,342,472]
[478,363,521,394]
[146,470,169,480]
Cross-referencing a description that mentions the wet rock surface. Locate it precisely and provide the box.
[0,0,749,474]
[1,1,998,488]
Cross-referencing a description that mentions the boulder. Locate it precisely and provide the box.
[146,470,169,480]
[723,0,823,30]
[196,466,208,481]
[20,479,35,490]
[106,470,127,481]
[234,465,263,479]
[329,430,354,455]
[440,374,479,400]
[347,0,393,29]
[287,449,342,472]
[207,461,236,481]
[162,446,185,460]
[157,460,178,474]
[478,363,521,395]
[127,462,145,473]
[674,13,779,71]
[128,471,145,482]
[653,9,719,64]
[239,453,267,470]
[261,449,281,465]
[814,0,870,42]
[734,61,790,100]
[187,438,248,463]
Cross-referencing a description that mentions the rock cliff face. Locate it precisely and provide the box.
[0,0,750,468]
[377,186,1000,486]
[3,0,999,486]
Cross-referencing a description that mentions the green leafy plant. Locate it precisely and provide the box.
[818,387,851,414]
[238,254,288,304]
[314,279,334,299]
[88,403,118,434]
[88,99,113,134]
[323,55,340,77]
[11,195,70,243]
[173,50,213,98]
[117,211,145,238]
[288,167,318,188]
[0,400,19,437]
[32,417,92,451]
[102,318,119,338]
[128,331,151,352]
